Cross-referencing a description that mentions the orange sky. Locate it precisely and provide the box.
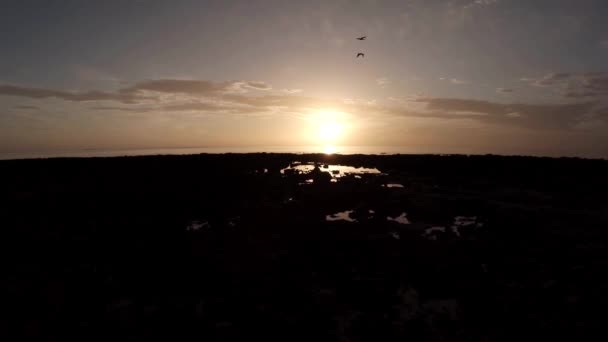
[1,0,608,158]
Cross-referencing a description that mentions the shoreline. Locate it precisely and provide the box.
[1,151,606,162]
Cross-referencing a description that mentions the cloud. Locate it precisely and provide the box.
[246,81,272,90]
[13,105,39,110]
[118,79,272,97]
[120,79,231,96]
[529,73,571,87]
[419,98,504,115]
[464,0,499,9]
[71,65,119,83]
[563,73,608,98]
[521,72,608,99]
[579,72,608,94]
[440,78,468,85]
[90,106,149,113]
[414,97,596,129]
[564,91,599,98]
[3,78,604,133]
[520,73,570,88]
[343,98,377,106]
[451,78,468,85]
[0,84,139,103]
[161,101,264,115]
[283,88,303,94]
[93,101,256,115]
[388,95,422,102]
[376,77,390,87]
[0,79,275,106]
[496,88,514,93]
[595,107,608,119]
[88,91,603,132]
[235,81,272,91]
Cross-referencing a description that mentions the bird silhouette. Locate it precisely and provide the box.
[356,36,367,40]
[356,53,365,58]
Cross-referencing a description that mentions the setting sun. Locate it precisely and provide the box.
[312,110,348,147]
[319,121,343,141]
[323,145,337,154]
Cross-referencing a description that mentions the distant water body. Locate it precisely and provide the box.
[0,146,445,160]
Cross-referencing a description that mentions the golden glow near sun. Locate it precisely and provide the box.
[318,111,345,154]
[314,110,346,141]
[319,121,343,141]
[323,145,337,154]
[304,109,350,154]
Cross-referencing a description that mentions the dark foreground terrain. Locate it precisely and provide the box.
[2,153,608,341]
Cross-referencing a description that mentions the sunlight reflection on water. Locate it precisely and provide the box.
[326,210,357,222]
[281,163,381,178]
[387,213,410,224]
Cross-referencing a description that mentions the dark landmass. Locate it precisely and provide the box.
[2,153,608,341]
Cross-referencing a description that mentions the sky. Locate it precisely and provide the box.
[1,0,608,158]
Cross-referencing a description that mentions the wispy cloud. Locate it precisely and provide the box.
[526,73,571,87]
[13,105,40,110]
[283,88,303,94]
[566,72,608,98]
[120,79,271,96]
[0,79,274,105]
[71,65,119,83]
[496,88,514,93]
[464,0,499,9]
[376,77,390,87]
[440,77,468,85]
[0,84,139,104]
[240,81,272,91]
[521,72,608,99]
[414,97,597,129]
[388,94,423,102]
[3,78,606,132]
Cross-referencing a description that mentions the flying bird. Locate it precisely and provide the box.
[356,53,365,58]
[356,36,367,40]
